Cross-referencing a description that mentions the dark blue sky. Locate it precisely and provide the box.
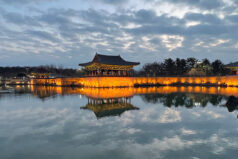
[0,0,238,68]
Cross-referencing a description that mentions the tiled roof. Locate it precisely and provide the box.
[79,53,140,66]
[225,62,238,67]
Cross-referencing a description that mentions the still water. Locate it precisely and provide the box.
[0,86,238,159]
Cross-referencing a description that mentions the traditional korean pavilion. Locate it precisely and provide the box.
[79,53,140,76]
[225,62,238,75]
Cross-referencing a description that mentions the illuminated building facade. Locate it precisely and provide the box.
[79,53,140,76]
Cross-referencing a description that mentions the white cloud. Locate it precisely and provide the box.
[201,110,224,119]
[194,39,230,49]
[159,108,182,123]
[209,39,230,47]
[181,128,197,135]
[186,21,201,27]
[160,35,184,51]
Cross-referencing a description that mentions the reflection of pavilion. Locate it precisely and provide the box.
[81,97,139,119]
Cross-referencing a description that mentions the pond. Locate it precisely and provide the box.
[0,86,237,159]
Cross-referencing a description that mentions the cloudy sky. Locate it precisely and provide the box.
[0,0,238,68]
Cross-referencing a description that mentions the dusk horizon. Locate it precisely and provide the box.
[1,0,238,68]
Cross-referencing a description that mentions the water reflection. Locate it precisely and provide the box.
[140,93,224,107]
[28,86,238,114]
[81,97,139,119]
[226,96,238,112]
[1,86,238,114]
[1,86,238,159]
[28,85,238,98]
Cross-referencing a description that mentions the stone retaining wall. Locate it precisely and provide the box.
[30,76,238,87]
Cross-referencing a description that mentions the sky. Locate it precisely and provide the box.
[0,0,238,68]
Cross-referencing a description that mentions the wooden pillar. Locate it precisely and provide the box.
[123,70,126,76]
[106,70,108,76]
[97,70,99,76]
[99,69,101,76]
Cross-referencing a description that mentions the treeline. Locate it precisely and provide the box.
[0,65,84,77]
[0,58,230,78]
[137,58,229,76]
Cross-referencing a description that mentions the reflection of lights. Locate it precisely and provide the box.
[30,85,238,99]
[78,95,82,99]
[195,102,201,106]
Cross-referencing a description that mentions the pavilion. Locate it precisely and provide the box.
[225,62,238,75]
[79,53,140,76]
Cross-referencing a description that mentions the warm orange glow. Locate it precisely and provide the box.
[30,76,238,87]
[31,86,238,98]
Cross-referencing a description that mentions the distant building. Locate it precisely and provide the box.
[188,61,212,76]
[79,53,140,76]
[30,73,60,78]
[225,62,238,75]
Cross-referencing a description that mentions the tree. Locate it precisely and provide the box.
[164,58,176,75]
[211,60,225,75]
[142,62,164,76]
[186,58,197,71]
[175,58,187,75]
[202,58,210,65]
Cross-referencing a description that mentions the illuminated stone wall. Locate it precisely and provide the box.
[30,76,238,87]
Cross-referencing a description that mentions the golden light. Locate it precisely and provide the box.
[31,86,238,98]
[30,76,238,88]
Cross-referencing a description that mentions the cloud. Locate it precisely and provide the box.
[0,0,238,66]
[185,13,222,24]
[181,128,197,135]
[160,35,184,51]
[159,108,182,123]
[0,0,57,5]
[227,14,238,23]
[99,0,128,5]
[1,11,40,26]
[164,0,224,10]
